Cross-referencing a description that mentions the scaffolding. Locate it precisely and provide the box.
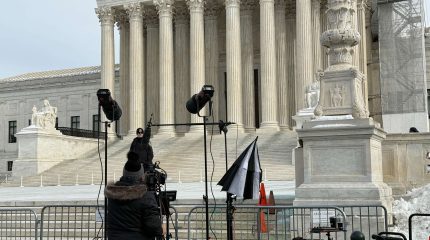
[378,0,428,132]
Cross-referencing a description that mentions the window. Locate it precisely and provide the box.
[7,161,13,171]
[28,119,31,126]
[8,121,17,143]
[71,116,80,129]
[93,115,100,132]
[55,117,58,129]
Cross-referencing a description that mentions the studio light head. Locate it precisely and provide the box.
[97,89,122,121]
[186,85,215,114]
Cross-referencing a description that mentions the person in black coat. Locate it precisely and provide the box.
[130,124,154,171]
[105,151,163,240]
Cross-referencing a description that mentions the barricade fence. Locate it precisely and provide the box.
[0,208,38,240]
[187,205,388,240]
[0,204,387,240]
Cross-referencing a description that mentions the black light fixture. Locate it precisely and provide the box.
[96,89,122,121]
[186,85,215,114]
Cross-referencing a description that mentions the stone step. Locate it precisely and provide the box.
[4,131,298,187]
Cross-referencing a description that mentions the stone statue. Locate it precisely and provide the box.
[31,99,57,129]
[330,84,345,107]
[305,71,321,109]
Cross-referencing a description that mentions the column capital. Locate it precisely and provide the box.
[274,0,287,8]
[154,0,174,16]
[187,0,205,12]
[96,7,115,25]
[357,0,369,10]
[125,2,144,20]
[241,0,257,13]
[225,0,241,8]
[145,6,159,26]
[115,11,129,30]
[174,1,190,22]
[285,0,295,19]
[205,2,221,17]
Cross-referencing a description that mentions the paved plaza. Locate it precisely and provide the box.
[0,180,295,205]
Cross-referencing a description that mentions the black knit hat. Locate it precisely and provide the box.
[123,151,144,179]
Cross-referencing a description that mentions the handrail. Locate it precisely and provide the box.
[56,127,105,139]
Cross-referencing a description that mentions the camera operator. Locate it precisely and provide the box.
[105,151,163,240]
[130,120,154,172]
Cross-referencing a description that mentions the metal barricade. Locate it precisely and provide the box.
[187,205,347,240]
[166,206,179,240]
[187,205,388,240]
[408,213,430,240]
[39,205,179,240]
[0,208,39,240]
[337,205,388,240]
[40,205,104,240]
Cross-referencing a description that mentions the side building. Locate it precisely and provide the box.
[0,66,120,172]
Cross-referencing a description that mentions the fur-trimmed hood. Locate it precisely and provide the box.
[105,181,147,201]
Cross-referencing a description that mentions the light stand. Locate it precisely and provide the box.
[219,121,235,240]
[154,105,213,239]
[97,104,110,240]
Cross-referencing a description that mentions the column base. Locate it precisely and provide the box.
[257,121,280,132]
[157,126,176,136]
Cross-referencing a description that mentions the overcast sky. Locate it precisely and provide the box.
[0,1,430,79]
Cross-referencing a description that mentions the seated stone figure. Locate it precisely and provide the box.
[305,71,322,109]
[31,99,57,129]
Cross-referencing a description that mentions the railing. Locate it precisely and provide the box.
[39,205,178,240]
[40,205,104,240]
[56,127,104,139]
[186,205,388,240]
[0,172,11,184]
[0,208,38,239]
[0,204,389,240]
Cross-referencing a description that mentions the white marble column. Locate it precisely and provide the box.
[225,0,243,130]
[117,12,130,135]
[205,3,220,125]
[174,2,191,135]
[286,1,296,128]
[312,0,322,73]
[126,3,145,134]
[145,7,160,134]
[241,1,256,132]
[260,0,279,131]
[96,7,116,133]
[275,0,289,130]
[154,0,175,135]
[187,0,206,133]
[295,0,313,111]
[357,0,368,113]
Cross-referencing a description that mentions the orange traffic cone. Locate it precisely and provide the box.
[259,210,268,233]
[258,182,268,233]
[258,182,267,206]
[268,190,276,214]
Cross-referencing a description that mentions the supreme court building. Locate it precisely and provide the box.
[95,0,367,136]
[1,0,428,157]
[94,0,429,136]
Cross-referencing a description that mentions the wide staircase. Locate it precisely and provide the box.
[2,130,298,187]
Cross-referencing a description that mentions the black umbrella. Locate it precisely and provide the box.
[218,137,262,200]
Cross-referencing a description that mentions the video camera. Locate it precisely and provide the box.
[145,161,167,192]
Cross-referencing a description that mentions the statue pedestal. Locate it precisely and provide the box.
[293,118,393,211]
[14,126,63,177]
[293,108,315,130]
